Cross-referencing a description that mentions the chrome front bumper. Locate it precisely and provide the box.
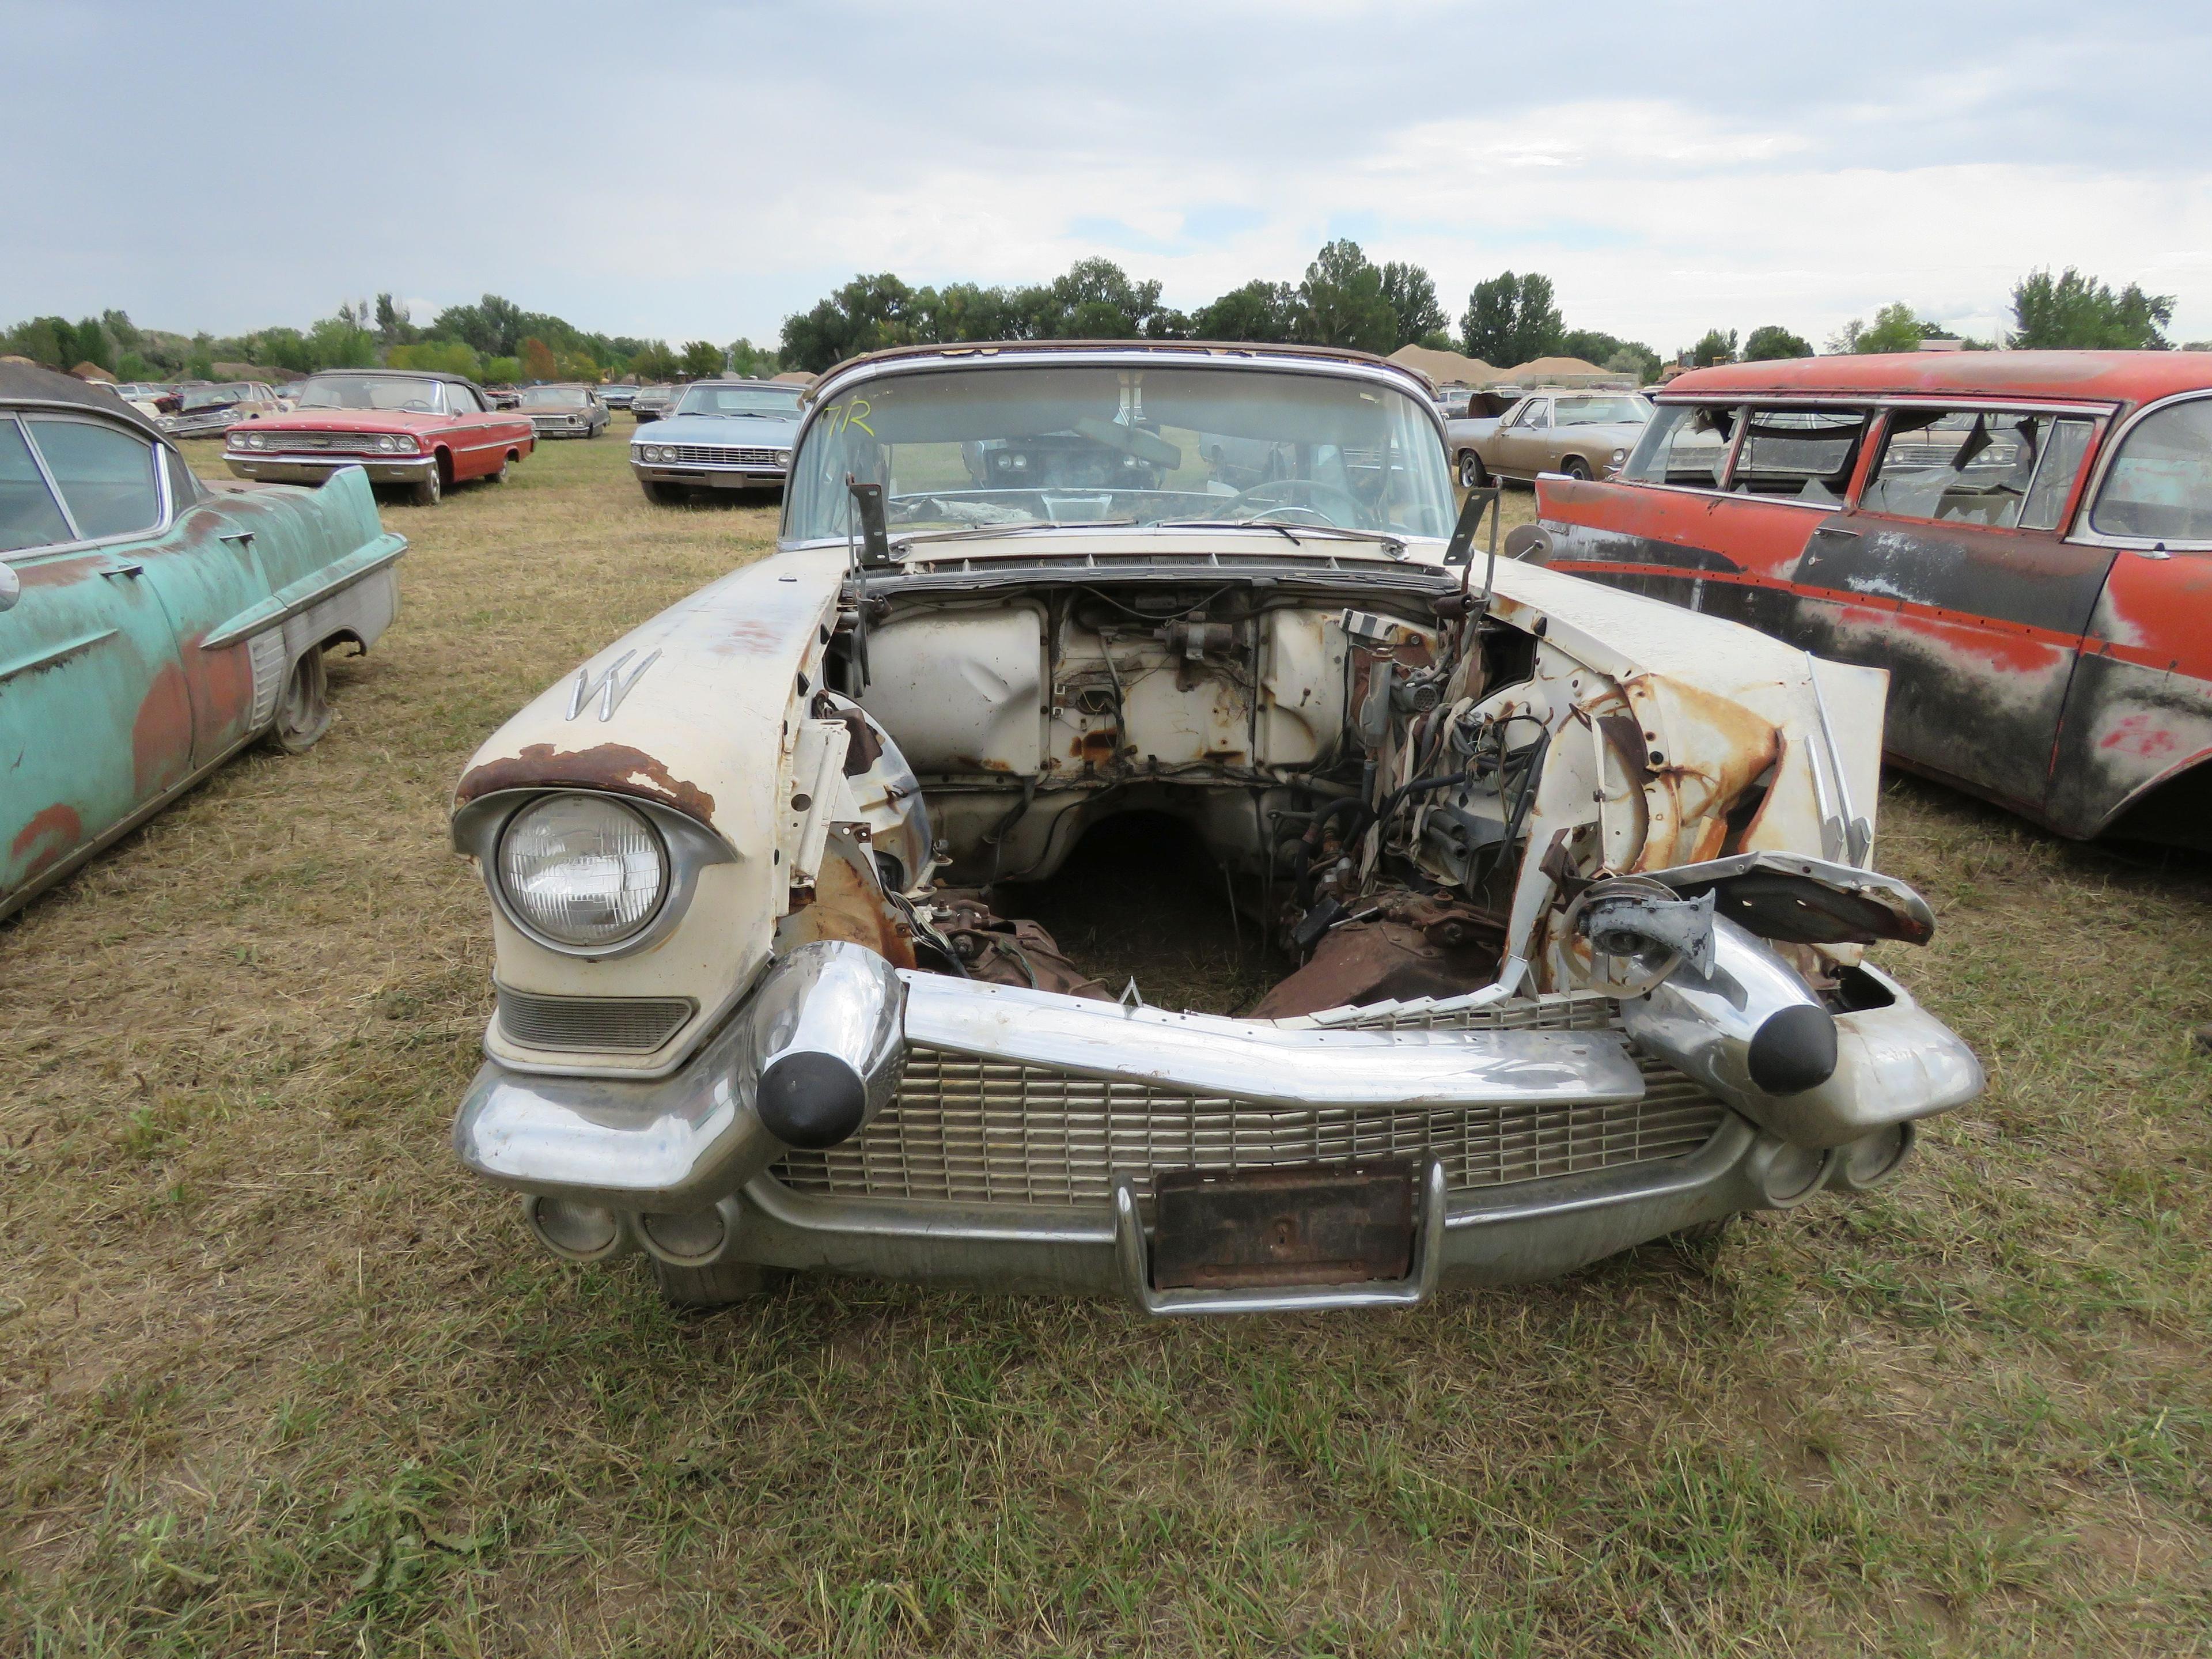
[226,454,435,486]
[630,460,785,489]
[454,940,1979,1311]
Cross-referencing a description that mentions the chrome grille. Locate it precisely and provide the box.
[271,433,387,454]
[495,985,695,1052]
[665,444,778,466]
[772,997,1726,1206]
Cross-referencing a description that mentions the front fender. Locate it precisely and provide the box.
[453,547,850,1071]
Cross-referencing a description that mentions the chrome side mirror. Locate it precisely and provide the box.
[0,562,20,613]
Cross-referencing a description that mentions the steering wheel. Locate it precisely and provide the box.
[1214,477,1371,528]
[399,399,436,412]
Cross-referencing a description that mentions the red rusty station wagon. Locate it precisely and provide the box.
[1528,353,2212,850]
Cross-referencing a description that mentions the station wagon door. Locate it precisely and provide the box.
[1,414,192,904]
[1789,406,2106,816]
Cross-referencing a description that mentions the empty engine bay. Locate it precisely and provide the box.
[775,561,1731,1018]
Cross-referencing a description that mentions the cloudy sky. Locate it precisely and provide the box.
[5,1,2207,354]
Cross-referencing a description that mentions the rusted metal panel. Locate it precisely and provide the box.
[1149,1160,1416,1290]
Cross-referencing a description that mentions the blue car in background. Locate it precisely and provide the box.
[630,379,805,504]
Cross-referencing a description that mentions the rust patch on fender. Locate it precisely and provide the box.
[10,804,83,880]
[454,743,718,823]
[775,829,917,968]
[131,662,195,797]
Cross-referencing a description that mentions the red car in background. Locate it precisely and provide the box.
[224,369,533,505]
[1527,352,2212,850]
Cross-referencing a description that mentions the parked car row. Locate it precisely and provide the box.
[17,339,2211,1328]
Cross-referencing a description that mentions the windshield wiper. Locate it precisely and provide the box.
[1152,518,1406,558]
[891,518,1139,549]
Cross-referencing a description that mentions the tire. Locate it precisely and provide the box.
[1457,450,1488,488]
[1561,457,1590,481]
[267,649,330,753]
[640,479,680,506]
[409,461,443,507]
[488,454,512,486]
[650,1256,791,1307]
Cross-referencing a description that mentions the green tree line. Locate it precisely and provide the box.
[2,294,780,386]
[10,262,2194,392]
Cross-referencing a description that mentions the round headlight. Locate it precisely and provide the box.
[497,794,668,949]
[375,434,396,452]
[652,445,671,462]
[774,449,792,466]
[1611,447,1628,463]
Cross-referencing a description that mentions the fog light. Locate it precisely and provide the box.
[1834,1121,1915,1192]
[522,1193,632,1262]
[637,1195,740,1266]
[1746,1135,1834,1209]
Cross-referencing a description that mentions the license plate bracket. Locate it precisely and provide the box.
[1149,1160,1419,1291]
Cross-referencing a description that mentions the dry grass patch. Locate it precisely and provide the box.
[2,442,2208,1656]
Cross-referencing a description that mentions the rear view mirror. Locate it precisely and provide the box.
[0,562,18,612]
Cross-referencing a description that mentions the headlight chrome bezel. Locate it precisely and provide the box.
[455,787,735,963]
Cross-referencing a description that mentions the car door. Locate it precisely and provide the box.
[441,381,500,479]
[1,412,192,903]
[1494,397,1550,478]
[2044,392,2212,841]
[1788,404,2107,815]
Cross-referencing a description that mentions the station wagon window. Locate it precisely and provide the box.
[2090,397,2212,541]
[2018,416,2096,532]
[0,419,74,552]
[24,418,160,541]
[1863,408,2082,531]
[1619,403,1734,489]
[1725,407,1868,503]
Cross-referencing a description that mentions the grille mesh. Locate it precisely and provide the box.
[495,985,695,1052]
[665,444,778,465]
[771,995,1726,1206]
[269,433,391,454]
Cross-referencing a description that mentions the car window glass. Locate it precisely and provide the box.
[1863,409,2052,529]
[25,418,160,540]
[2018,416,2096,533]
[446,382,480,415]
[2090,397,2212,541]
[162,446,203,511]
[1619,403,1734,489]
[1729,407,1868,504]
[0,418,75,552]
[1520,403,1549,429]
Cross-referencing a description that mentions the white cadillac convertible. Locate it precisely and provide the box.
[450,341,1980,1313]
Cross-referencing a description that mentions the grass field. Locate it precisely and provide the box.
[3,431,2209,1657]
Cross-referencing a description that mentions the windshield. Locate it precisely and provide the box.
[297,375,447,412]
[785,363,1455,542]
[675,384,804,418]
[1555,395,1649,427]
[521,386,588,407]
[180,384,251,410]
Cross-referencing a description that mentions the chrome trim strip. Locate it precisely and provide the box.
[0,625,119,685]
[200,535,408,648]
[897,972,1647,1111]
